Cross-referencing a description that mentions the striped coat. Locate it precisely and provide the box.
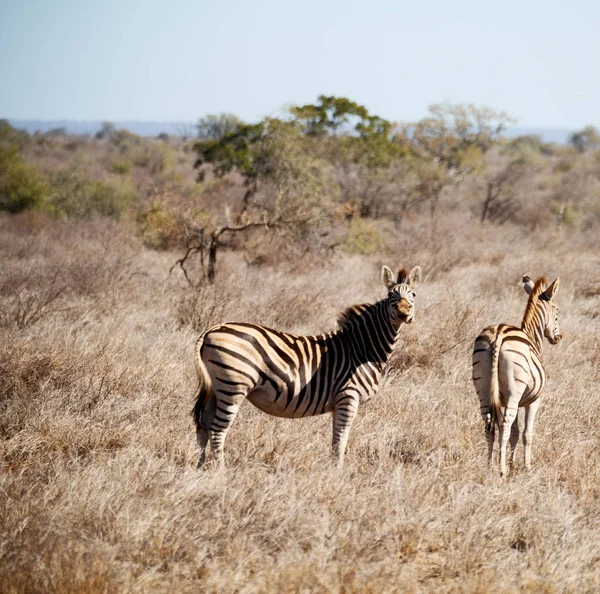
[472,275,562,476]
[192,265,422,467]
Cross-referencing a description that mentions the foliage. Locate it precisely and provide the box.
[194,116,332,224]
[569,125,600,153]
[394,103,515,216]
[194,121,264,183]
[45,127,67,137]
[0,120,29,149]
[137,202,181,249]
[95,121,116,140]
[480,159,528,223]
[339,218,381,255]
[110,159,132,175]
[133,142,175,174]
[253,119,331,229]
[185,119,333,282]
[0,146,49,213]
[197,114,244,141]
[550,156,600,228]
[291,95,370,136]
[49,171,136,219]
[290,96,407,217]
[507,134,556,157]
[135,187,202,250]
[398,103,513,174]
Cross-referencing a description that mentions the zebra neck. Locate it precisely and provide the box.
[521,303,546,354]
[341,300,399,365]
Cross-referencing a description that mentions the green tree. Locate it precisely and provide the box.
[291,95,368,136]
[0,146,48,213]
[569,125,600,153]
[49,171,136,219]
[188,118,330,282]
[397,103,514,216]
[0,119,29,150]
[95,121,116,140]
[197,114,244,141]
[400,103,512,172]
[290,96,407,216]
[194,120,265,222]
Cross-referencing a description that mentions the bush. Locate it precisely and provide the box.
[49,171,136,219]
[109,159,132,175]
[133,142,174,174]
[340,218,381,255]
[0,146,49,213]
[137,202,182,249]
[0,119,29,149]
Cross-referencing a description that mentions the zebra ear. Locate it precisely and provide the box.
[523,275,535,295]
[543,277,559,299]
[381,265,396,289]
[407,266,422,289]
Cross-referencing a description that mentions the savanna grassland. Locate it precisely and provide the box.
[1,110,600,592]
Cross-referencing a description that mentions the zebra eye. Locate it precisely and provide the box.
[411,292,416,298]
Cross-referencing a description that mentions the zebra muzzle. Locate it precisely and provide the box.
[397,303,413,322]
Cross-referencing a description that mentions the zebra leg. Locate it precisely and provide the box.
[523,400,541,470]
[486,423,495,465]
[481,401,494,465]
[208,393,245,468]
[332,393,359,466]
[196,428,209,469]
[509,410,520,467]
[498,398,519,477]
[197,394,215,469]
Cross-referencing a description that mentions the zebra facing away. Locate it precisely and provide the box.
[192,265,422,468]
[472,275,562,476]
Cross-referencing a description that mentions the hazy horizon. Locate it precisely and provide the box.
[6,118,577,145]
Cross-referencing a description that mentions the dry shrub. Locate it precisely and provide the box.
[260,290,325,330]
[340,218,382,255]
[0,214,143,320]
[0,266,68,328]
[135,186,199,250]
[175,284,228,332]
[49,170,137,219]
[0,345,70,440]
[579,279,600,298]
[388,303,476,374]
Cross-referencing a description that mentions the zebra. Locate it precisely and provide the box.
[192,265,422,468]
[472,274,562,476]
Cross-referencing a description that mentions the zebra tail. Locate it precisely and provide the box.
[191,333,213,430]
[488,332,502,432]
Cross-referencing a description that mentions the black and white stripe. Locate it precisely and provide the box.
[472,275,562,476]
[192,265,422,467]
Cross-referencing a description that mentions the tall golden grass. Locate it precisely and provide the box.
[1,211,599,592]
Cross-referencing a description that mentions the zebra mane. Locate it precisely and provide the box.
[521,276,548,333]
[336,302,379,330]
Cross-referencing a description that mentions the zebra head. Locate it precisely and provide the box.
[523,275,562,344]
[382,265,422,324]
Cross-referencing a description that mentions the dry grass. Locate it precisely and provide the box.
[1,212,600,593]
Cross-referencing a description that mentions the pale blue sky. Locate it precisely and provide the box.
[1,0,598,128]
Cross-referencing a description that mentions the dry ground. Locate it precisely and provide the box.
[1,212,599,593]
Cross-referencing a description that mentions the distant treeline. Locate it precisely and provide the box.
[2,96,600,282]
[8,119,576,145]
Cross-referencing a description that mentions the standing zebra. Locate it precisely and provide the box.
[472,275,562,476]
[192,265,422,468]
